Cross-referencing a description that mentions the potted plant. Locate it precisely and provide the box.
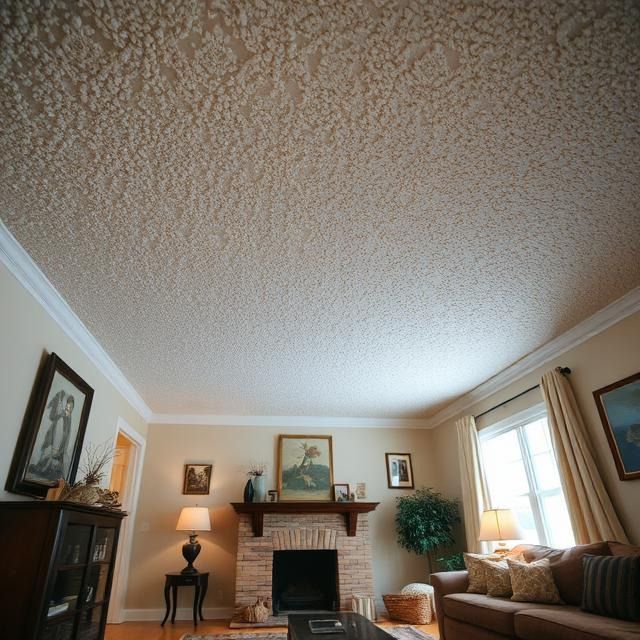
[395,487,460,578]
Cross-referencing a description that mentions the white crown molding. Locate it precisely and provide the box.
[424,286,640,430]
[0,221,153,422]
[149,413,431,428]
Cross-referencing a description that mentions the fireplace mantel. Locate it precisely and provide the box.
[230,501,379,537]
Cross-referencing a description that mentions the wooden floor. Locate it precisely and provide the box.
[105,617,440,640]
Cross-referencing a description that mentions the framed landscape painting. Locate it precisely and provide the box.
[6,353,94,498]
[277,435,333,501]
[593,371,640,481]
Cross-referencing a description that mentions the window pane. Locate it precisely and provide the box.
[541,492,575,548]
[482,432,528,506]
[524,418,551,455]
[531,452,561,491]
[511,494,540,545]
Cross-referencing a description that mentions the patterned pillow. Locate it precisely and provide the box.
[463,553,501,593]
[582,554,640,621]
[480,553,525,598]
[508,557,563,604]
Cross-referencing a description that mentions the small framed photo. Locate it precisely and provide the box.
[183,463,212,495]
[6,353,94,499]
[385,453,414,489]
[355,482,367,500]
[268,489,279,502]
[333,483,350,501]
[593,371,640,481]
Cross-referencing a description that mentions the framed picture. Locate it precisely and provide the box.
[355,482,367,500]
[183,464,213,494]
[385,452,414,489]
[333,483,350,501]
[277,435,334,501]
[593,372,640,481]
[6,353,94,498]
[268,489,279,502]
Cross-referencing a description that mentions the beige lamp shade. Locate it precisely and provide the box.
[478,508,523,541]
[176,506,211,532]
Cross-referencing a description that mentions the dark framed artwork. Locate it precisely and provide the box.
[593,371,640,481]
[385,452,414,489]
[277,434,334,501]
[183,464,213,494]
[333,483,350,501]
[6,353,94,498]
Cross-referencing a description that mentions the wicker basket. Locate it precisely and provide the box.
[382,593,433,625]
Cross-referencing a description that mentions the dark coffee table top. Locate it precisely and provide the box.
[287,612,393,640]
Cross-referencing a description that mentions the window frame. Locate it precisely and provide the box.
[479,403,572,547]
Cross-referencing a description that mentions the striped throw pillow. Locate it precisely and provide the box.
[581,554,640,621]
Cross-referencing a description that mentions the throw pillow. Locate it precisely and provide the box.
[515,541,611,605]
[508,558,563,604]
[582,554,640,622]
[463,553,501,594]
[480,553,525,598]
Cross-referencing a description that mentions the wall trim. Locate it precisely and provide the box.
[122,607,234,622]
[424,286,640,430]
[149,413,431,428]
[0,221,153,422]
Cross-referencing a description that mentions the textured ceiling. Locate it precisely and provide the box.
[1,1,639,419]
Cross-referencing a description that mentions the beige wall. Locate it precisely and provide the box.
[431,311,640,545]
[0,264,148,501]
[126,424,434,612]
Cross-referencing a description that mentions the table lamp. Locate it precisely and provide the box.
[176,506,211,574]
[479,508,523,555]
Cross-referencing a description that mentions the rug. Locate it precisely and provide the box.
[180,627,435,640]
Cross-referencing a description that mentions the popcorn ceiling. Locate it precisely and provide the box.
[1,1,639,418]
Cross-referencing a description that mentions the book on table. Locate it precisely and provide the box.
[308,619,346,634]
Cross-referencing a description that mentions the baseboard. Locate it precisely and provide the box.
[121,607,235,622]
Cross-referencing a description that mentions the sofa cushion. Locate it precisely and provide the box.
[582,554,640,621]
[463,552,501,593]
[481,557,514,598]
[513,541,611,605]
[515,607,640,640]
[608,541,640,556]
[442,592,561,637]
[508,557,563,604]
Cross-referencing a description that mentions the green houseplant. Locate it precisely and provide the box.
[395,487,461,578]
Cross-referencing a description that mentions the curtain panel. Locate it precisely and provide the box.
[456,415,490,553]
[540,367,628,544]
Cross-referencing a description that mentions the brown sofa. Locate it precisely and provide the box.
[431,541,640,640]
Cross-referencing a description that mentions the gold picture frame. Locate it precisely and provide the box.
[277,435,334,501]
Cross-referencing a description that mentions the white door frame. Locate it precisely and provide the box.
[107,417,146,624]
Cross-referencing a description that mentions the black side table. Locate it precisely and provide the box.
[161,571,209,626]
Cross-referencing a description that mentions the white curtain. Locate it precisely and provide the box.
[456,415,490,553]
[540,368,628,544]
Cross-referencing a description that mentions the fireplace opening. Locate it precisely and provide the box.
[272,550,338,614]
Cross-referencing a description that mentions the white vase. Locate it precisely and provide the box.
[252,475,266,502]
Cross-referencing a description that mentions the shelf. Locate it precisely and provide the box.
[230,501,379,537]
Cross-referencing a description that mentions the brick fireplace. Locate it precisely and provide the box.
[233,507,377,614]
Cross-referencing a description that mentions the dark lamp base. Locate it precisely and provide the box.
[181,534,202,574]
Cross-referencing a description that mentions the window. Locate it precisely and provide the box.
[480,406,575,549]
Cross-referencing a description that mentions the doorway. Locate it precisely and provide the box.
[107,418,146,623]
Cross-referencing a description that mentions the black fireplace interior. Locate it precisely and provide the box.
[272,550,338,614]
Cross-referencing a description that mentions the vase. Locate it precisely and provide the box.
[252,475,266,503]
[243,478,254,503]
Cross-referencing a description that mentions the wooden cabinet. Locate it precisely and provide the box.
[0,501,126,640]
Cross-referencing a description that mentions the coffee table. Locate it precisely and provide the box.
[287,612,394,640]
